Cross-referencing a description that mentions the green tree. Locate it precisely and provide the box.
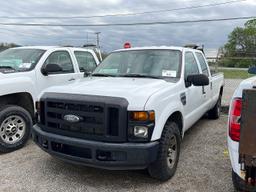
[0,42,20,52]
[219,19,256,68]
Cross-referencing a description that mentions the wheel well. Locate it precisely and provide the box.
[167,111,183,137]
[220,86,223,96]
[0,92,34,117]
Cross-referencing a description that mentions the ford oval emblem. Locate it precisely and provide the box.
[63,114,81,123]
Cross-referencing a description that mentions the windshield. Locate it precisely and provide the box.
[93,50,181,79]
[0,48,45,72]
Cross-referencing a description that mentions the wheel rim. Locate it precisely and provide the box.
[167,135,177,169]
[0,115,26,144]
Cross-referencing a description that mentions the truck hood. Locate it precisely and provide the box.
[0,71,25,79]
[0,71,37,99]
[44,77,173,110]
[0,72,5,79]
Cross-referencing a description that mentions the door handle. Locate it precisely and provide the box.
[68,78,76,81]
[202,86,206,95]
[180,92,186,105]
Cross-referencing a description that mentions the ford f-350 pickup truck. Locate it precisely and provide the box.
[32,46,224,181]
[0,46,99,152]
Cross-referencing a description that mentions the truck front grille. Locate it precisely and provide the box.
[46,102,105,135]
[39,93,128,142]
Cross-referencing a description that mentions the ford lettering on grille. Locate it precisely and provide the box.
[63,114,81,123]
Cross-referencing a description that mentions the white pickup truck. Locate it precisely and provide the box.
[32,46,224,181]
[0,46,99,152]
[228,67,256,192]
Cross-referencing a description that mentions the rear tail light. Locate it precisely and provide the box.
[229,98,242,141]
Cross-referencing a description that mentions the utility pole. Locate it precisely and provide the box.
[95,32,102,61]
[95,32,101,49]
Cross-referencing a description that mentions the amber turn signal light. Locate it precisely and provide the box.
[130,111,155,121]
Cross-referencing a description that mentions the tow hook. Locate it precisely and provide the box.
[96,150,112,161]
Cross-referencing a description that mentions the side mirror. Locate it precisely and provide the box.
[41,64,62,76]
[248,66,256,74]
[186,74,209,87]
[84,71,92,77]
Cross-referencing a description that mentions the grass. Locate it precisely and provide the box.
[218,69,254,79]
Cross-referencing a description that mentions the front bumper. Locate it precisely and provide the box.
[32,125,159,170]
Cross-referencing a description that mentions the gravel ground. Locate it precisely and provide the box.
[222,79,243,106]
[0,115,233,192]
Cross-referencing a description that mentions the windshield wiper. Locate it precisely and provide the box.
[91,73,117,77]
[119,73,163,79]
[0,66,16,72]
[0,66,16,70]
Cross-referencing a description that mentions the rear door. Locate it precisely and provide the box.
[183,51,205,130]
[195,52,212,110]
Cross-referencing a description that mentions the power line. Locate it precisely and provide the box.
[0,16,254,27]
[0,0,246,20]
[208,57,256,60]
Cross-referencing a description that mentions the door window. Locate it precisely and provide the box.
[195,52,209,76]
[184,52,199,79]
[74,51,97,72]
[44,51,74,74]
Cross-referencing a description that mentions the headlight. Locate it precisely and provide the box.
[134,126,148,138]
[128,111,155,142]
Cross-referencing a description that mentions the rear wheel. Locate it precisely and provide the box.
[232,169,256,192]
[232,170,242,191]
[0,105,32,153]
[208,95,221,119]
[148,121,181,181]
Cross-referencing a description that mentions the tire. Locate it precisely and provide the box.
[232,170,242,192]
[208,95,221,119]
[232,169,256,192]
[232,170,256,192]
[0,105,32,153]
[148,121,181,181]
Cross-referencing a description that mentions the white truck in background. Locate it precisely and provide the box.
[0,46,99,152]
[32,46,224,181]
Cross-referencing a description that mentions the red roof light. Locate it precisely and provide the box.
[124,42,131,49]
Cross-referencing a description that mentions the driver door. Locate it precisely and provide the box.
[36,50,77,95]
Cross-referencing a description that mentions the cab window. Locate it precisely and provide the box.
[74,51,97,72]
[195,52,209,77]
[184,52,199,79]
[44,51,74,74]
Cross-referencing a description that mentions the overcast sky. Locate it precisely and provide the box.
[0,0,255,56]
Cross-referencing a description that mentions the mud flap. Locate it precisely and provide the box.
[239,89,256,184]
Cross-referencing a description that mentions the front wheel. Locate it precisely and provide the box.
[0,105,32,153]
[148,121,181,181]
